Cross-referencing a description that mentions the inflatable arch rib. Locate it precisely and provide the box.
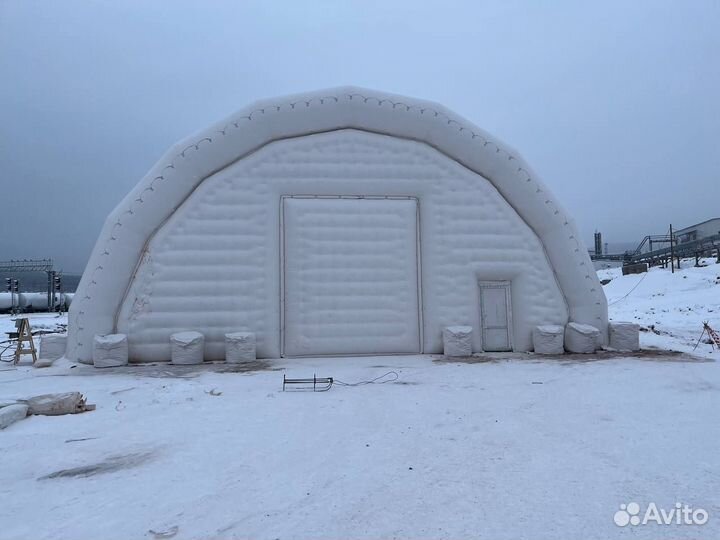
[67,86,607,362]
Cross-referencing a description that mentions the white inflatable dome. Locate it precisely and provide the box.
[67,86,607,363]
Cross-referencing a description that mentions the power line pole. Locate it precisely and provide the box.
[670,224,675,273]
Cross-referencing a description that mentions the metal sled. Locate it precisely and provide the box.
[282,374,333,392]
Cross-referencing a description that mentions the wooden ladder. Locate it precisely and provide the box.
[14,318,37,365]
[705,322,720,349]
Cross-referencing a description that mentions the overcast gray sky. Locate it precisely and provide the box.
[1,0,718,272]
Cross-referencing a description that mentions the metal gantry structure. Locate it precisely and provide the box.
[590,232,720,268]
[0,258,64,312]
[0,259,54,273]
[628,232,720,268]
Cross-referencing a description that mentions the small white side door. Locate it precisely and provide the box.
[478,281,513,352]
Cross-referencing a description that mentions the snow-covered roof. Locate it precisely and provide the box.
[67,86,607,361]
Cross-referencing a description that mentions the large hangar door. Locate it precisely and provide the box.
[281,196,421,356]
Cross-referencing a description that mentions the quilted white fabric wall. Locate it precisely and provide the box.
[116,129,568,361]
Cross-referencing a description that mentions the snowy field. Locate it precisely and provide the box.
[601,257,720,357]
[1,260,719,540]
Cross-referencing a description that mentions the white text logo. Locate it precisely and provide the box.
[614,502,708,527]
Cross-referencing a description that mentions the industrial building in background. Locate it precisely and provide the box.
[675,218,720,245]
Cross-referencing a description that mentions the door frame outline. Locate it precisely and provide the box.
[478,279,514,352]
[279,194,424,357]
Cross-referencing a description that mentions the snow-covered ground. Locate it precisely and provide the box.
[601,257,720,358]
[0,260,718,540]
[0,311,67,338]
